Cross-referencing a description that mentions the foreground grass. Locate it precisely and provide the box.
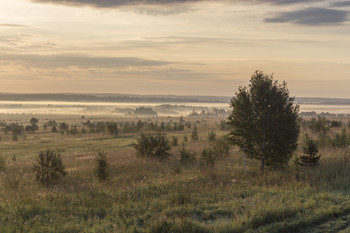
[1,145,350,232]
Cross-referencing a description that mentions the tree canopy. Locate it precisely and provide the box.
[228,71,300,172]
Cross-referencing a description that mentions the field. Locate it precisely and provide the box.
[1,114,350,232]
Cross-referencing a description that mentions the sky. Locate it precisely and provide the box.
[1,0,350,97]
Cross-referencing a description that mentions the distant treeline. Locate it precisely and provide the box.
[296,97,350,105]
[0,93,230,103]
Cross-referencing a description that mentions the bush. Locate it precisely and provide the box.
[208,131,216,142]
[0,155,5,171]
[95,151,110,182]
[183,135,188,142]
[191,125,199,141]
[200,148,216,169]
[33,150,66,186]
[299,134,320,166]
[219,120,231,131]
[179,144,196,164]
[331,128,349,148]
[330,120,342,127]
[106,122,119,137]
[211,135,231,159]
[309,116,329,134]
[171,136,179,146]
[134,132,171,160]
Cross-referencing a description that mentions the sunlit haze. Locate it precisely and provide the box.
[1,0,350,97]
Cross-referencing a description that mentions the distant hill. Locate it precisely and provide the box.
[295,97,350,105]
[0,93,349,105]
[0,93,230,103]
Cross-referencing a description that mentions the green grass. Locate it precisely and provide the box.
[0,115,350,232]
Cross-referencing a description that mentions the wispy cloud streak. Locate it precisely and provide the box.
[0,54,172,69]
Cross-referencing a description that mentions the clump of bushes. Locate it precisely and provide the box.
[33,150,66,186]
[134,132,171,160]
[95,151,110,182]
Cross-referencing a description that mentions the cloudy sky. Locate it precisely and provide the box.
[1,0,350,97]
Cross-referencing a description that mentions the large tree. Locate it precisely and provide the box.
[228,71,300,173]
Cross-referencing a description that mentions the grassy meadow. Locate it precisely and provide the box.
[0,114,350,232]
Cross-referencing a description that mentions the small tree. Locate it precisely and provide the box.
[33,150,66,186]
[200,148,216,169]
[171,136,179,146]
[179,144,196,164]
[26,117,39,133]
[191,125,199,141]
[30,117,39,126]
[134,132,171,160]
[95,151,110,182]
[106,122,119,137]
[228,71,299,173]
[300,134,320,166]
[208,131,216,142]
[183,135,188,142]
[0,155,5,171]
[211,135,231,159]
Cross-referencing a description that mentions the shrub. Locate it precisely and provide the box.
[191,125,199,141]
[58,122,69,131]
[331,128,349,148]
[179,144,196,164]
[200,148,216,169]
[330,120,342,127]
[95,151,110,182]
[299,134,320,166]
[106,122,119,137]
[183,135,188,142]
[25,125,38,133]
[309,116,329,134]
[134,132,171,160]
[33,150,66,186]
[208,131,216,142]
[211,135,231,159]
[171,136,179,146]
[0,155,5,171]
[219,120,232,131]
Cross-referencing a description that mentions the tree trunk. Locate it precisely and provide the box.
[244,152,247,176]
[260,156,264,173]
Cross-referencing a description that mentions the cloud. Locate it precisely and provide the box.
[0,54,172,69]
[264,7,349,25]
[30,0,320,8]
[0,24,29,28]
[331,1,350,7]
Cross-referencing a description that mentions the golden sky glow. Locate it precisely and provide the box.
[1,0,350,97]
